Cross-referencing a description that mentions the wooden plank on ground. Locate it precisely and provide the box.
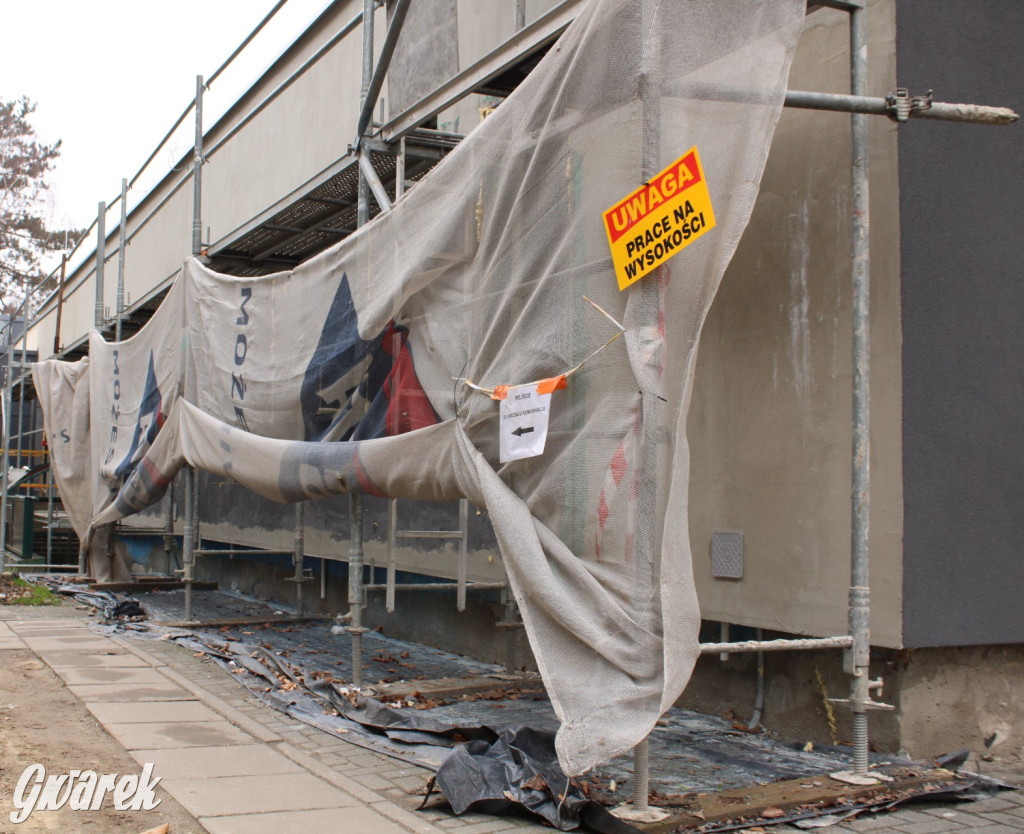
[640,768,958,831]
[373,674,544,702]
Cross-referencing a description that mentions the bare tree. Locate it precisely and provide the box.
[0,96,82,316]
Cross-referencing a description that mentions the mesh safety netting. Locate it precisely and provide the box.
[35,0,804,773]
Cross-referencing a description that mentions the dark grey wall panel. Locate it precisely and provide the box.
[898,1,1024,646]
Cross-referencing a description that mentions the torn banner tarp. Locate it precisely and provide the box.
[34,0,804,774]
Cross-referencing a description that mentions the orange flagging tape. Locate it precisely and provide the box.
[536,375,568,395]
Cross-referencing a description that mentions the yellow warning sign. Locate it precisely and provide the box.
[602,147,716,291]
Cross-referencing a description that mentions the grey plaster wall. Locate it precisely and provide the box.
[896,2,1024,647]
[689,0,905,647]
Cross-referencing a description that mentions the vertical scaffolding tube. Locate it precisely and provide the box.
[503,589,519,673]
[95,202,106,329]
[514,0,526,32]
[183,470,195,621]
[183,74,204,623]
[345,0,375,690]
[53,254,67,356]
[456,498,468,612]
[192,467,201,551]
[46,465,54,568]
[629,0,660,816]
[357,0,374,229]
[395,138,406,201]
[0,325,12,570]
[115,178,128,343]
[386,498,397,613]
[294,501,306,615]
[15,299,30,469]
[847,2,872,776]
[348,491,365,687]
[163,483,175,574]
[192,75,205,258]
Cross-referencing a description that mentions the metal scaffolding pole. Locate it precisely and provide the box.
[15,297,30,469]
[348,491,366,687]
[385,497,397,613]
[292,501,307,615]
[53,254,66,356]
[498,587,521,673]
[115,178,128,343]
[346,0,375,690]
[183,74,204,624]
[353,0,412,149]
[182,468,196,621]
[357,0,374,229]
[845,1,877,777]
[95,202,106,329]
[785,88,1018,124]
[625,0,666,820]
[163,483,176,574]
[46,464,54,568]
[0,324,12,571]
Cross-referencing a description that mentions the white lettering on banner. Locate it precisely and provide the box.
[10,763,161,823]
[499,383,553,463]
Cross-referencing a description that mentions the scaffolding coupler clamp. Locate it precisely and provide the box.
[830,677,895,712]
[830,697,895,712]
[886,88,933,122]
[283,572,314,583]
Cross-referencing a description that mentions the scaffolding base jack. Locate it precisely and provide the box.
[611,804,670,824]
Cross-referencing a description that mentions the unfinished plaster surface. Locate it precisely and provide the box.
[897,646,1024,770]
[678,636,1024,768]
[896,1,1024,647]
[688,0,903,646]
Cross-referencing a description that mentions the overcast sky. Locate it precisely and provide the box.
[2,0,331,240]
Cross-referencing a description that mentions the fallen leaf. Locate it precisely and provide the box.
[522,775,548,792]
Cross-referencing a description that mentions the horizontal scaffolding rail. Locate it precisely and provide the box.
[363,581,508,592]
[699,636,855,655]
[785,89,1018,124]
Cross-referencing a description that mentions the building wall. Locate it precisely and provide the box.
[688,0,904,647]
[896,1,1024,647]
[26,2,938,652]
[30,0,553,359]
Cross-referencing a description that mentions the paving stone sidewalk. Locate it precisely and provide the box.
[2,604,1021,833]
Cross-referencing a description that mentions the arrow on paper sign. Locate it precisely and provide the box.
[512,426,535,437]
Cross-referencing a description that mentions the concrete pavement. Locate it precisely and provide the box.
[1,604,1020,834]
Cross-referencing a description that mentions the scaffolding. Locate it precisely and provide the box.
[2,0,1017,818]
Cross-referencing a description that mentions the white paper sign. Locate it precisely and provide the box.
[499,383,552,463]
